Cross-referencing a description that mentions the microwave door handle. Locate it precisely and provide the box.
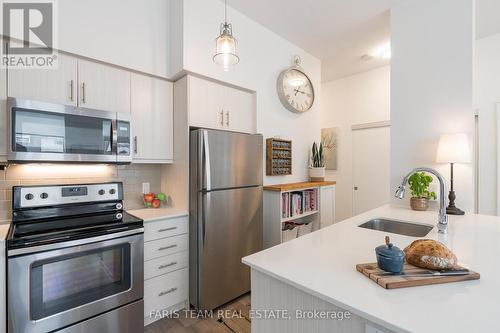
[111,119,118,154]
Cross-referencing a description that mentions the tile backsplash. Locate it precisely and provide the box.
[0,164,162,222]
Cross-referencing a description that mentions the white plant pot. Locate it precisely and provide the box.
[309,166,325,182]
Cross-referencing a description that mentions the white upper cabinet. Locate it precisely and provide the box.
[77,59,131,113]
[188,76,256,134]
[0,66,7,162]
[131,73,173,163]
[8,53,78,106]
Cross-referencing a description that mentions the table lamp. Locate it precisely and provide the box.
[436,133,471,215]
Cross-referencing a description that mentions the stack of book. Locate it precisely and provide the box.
[281,189,317,219]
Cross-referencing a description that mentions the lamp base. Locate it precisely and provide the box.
[446,206,465,215]
[447,190,465,215]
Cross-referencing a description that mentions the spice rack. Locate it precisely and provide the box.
[266,138,292,176]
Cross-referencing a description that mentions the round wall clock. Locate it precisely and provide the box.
[276,56,315,113]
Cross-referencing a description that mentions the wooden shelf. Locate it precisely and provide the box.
[281,210,319,223]
[264,181,337,192]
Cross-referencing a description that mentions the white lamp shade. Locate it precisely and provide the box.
[436,133,471,163]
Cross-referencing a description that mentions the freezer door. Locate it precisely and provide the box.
[197,186,262,310]
[193,129,263,191]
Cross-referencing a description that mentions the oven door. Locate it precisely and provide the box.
[7,98,131,163]
[8,231,143,333]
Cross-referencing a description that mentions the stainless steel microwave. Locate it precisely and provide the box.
[7,98,132,163]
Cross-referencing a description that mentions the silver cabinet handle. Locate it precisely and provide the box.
[158,288,177,297]
[220,110,224,126]
[81,82,86,104]
[158,262,178,270]
[133,136,138,154]
[69,80,74,101]
[158,244,177,251]
[158,226,177,232]
[226,111,229,127]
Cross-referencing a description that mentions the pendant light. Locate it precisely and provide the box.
[213,0,239,71]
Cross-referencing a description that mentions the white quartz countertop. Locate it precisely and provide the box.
[0,223,9,241]
[243,205,499,333]
[128,207,188,222]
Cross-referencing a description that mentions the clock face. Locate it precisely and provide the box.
[277,68,314,113]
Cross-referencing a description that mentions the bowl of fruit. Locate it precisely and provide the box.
[143,192,168,208]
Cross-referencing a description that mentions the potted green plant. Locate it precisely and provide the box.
[408,172,437,211]
[309,142,325,181]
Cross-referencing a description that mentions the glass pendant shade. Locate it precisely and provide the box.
[213,23,239,71]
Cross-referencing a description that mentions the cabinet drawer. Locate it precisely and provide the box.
[144,268,188,318]
[144,216,188,242]
[144,234,188,261]
[144,251,188,280]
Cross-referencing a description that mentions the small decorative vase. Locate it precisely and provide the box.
[309,167,325,182]
[410,197,429,211]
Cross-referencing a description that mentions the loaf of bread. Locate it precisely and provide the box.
[404,239,457,270]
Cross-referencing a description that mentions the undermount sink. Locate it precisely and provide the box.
[358,218,433,237]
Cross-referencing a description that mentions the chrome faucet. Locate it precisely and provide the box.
[395,167,449,234]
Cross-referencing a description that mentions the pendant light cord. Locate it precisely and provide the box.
[224,0,227,23]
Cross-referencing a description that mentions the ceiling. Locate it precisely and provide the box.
[227,0,398,81]
[228,0,500,82]
[476,0,500,39]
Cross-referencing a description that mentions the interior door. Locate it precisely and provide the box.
[8,53,77,106]
[198,186,262,310]
[352,126,390,215]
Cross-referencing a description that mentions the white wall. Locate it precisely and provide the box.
[390,0,475,211]
[475,33,500,215]
[321,66,390,221]
[179,0,322,185]
[58,0,170,78]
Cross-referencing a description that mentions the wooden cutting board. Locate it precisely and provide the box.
[356,263,480,289]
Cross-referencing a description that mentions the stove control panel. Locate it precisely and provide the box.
[14,183,123,209]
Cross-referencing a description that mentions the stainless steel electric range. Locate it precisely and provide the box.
[6,182,144,333]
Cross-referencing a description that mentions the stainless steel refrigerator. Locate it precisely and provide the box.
[189,129,263,310]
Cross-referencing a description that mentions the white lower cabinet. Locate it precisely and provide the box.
[319,185,336,228]
[143,214,189,326]
[144,268,188,319]
[144,234,188,261]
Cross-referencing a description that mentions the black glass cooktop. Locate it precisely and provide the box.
[7,210,143,250]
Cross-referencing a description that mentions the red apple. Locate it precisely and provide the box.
[152,199,161,208]
[144,193,155,203]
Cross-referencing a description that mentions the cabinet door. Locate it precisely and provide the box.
[131,73,173,162]
[7,53,77,106]
[78,59,130,113]
[0,66,6,161]
[320,185,336,228]
[188,76,224,130]
[224,86,256,134]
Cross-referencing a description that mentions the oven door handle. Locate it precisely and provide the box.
[7,227,144,257]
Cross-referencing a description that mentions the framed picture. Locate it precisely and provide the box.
[321,127,338,170]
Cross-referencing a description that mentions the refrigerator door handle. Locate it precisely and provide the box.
[203,130,211,191]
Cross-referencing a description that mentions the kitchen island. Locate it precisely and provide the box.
[243,205,497,333]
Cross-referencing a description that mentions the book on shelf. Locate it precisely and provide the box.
[281,189,318,219]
